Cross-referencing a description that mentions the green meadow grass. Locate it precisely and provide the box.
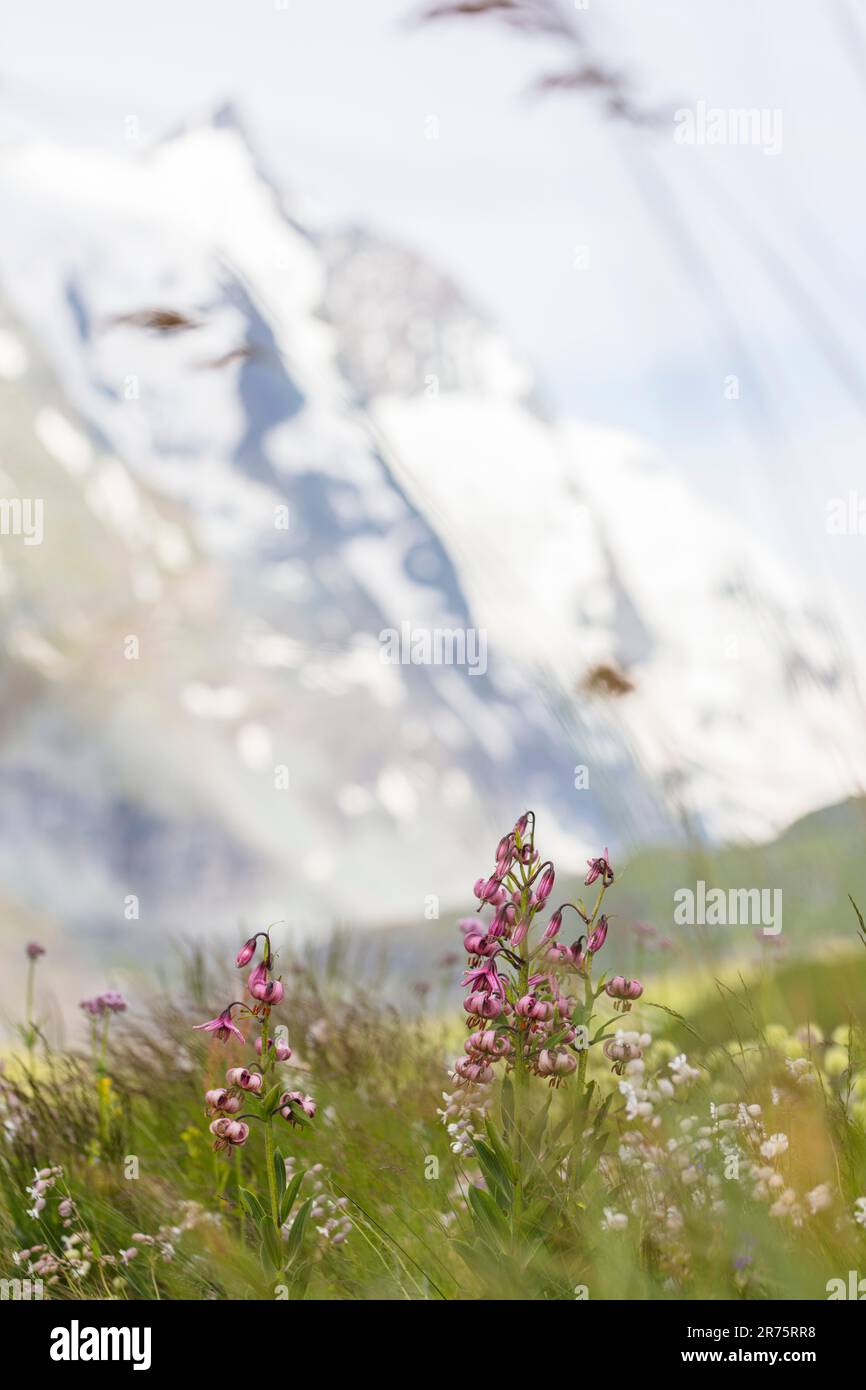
[3,922,866,1301]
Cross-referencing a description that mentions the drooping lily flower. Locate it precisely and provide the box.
[463,990,504,1019]
[461,959,506,999]
[605,976,643,1001]
[193,1005,245,1045]
[209,1117,250,1151]
[205,1088,242,1114]
[277,1091,317,1125]
[585,848,614,887]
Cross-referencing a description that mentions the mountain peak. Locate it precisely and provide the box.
[156,98,259,161]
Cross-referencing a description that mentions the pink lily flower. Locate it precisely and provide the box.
[205,1088,242,1114]
[461,959,506,999]
[209,1117,250,1151]
[277,1091,317,1125]
[464,991,504,1019]
[585,848,614,887]
[605,976,643,1001]
[193,1005,245,1045]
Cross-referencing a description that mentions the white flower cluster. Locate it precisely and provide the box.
[437,1085,492,1157]
[24,1163,63,1218]
[615,1040,699,1129]
[283,1157,352,1248]
[14,1164,193,1290]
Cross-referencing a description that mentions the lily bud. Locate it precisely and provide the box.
[235,937,258,968]
[588,914,608,953]
[542,909,563,942]
[535,863,555,903]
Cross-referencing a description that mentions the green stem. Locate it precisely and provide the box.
[510,882,533,1239]
[577,962,593,1094]
[25,958,35,1067]
[264,1116,280,1232]
[576,880,608,1098]
[260,1012,281,1234]
[97,1014,110,1153]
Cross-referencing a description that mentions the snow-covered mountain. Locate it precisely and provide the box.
[0,106,863,954]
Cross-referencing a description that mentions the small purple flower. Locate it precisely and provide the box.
[25,942,45,960]
[100,991,127,1013]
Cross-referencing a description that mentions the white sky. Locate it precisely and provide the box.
[3,0,866,623]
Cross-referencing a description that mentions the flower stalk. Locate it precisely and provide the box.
[193,927,317,1268]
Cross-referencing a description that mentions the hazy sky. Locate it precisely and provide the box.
[3,0,866,622]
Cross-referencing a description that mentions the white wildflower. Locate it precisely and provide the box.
[759,1133,789,1160]
[601,1207,628,1231]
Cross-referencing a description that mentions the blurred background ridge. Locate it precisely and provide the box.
[0,105,864,955]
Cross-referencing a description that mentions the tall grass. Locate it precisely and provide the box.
[3,929,866,1300]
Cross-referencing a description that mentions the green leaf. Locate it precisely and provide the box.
[473,1140,513,1212]
[284,1196,314,1263]
[261,1220,283,1271]
[591,1092,614,1135]
[484,1118,515,1180]
[261,1082,283,1114]
[283,1104,312,1129]
[273,1149,287,1199]
[528,1095,551,1153]
[279,1169,306,1225]
[500,1075,514,1137]
[850,894,866,950]
[468,1184,509,1244]
[239,1187,267,1225]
